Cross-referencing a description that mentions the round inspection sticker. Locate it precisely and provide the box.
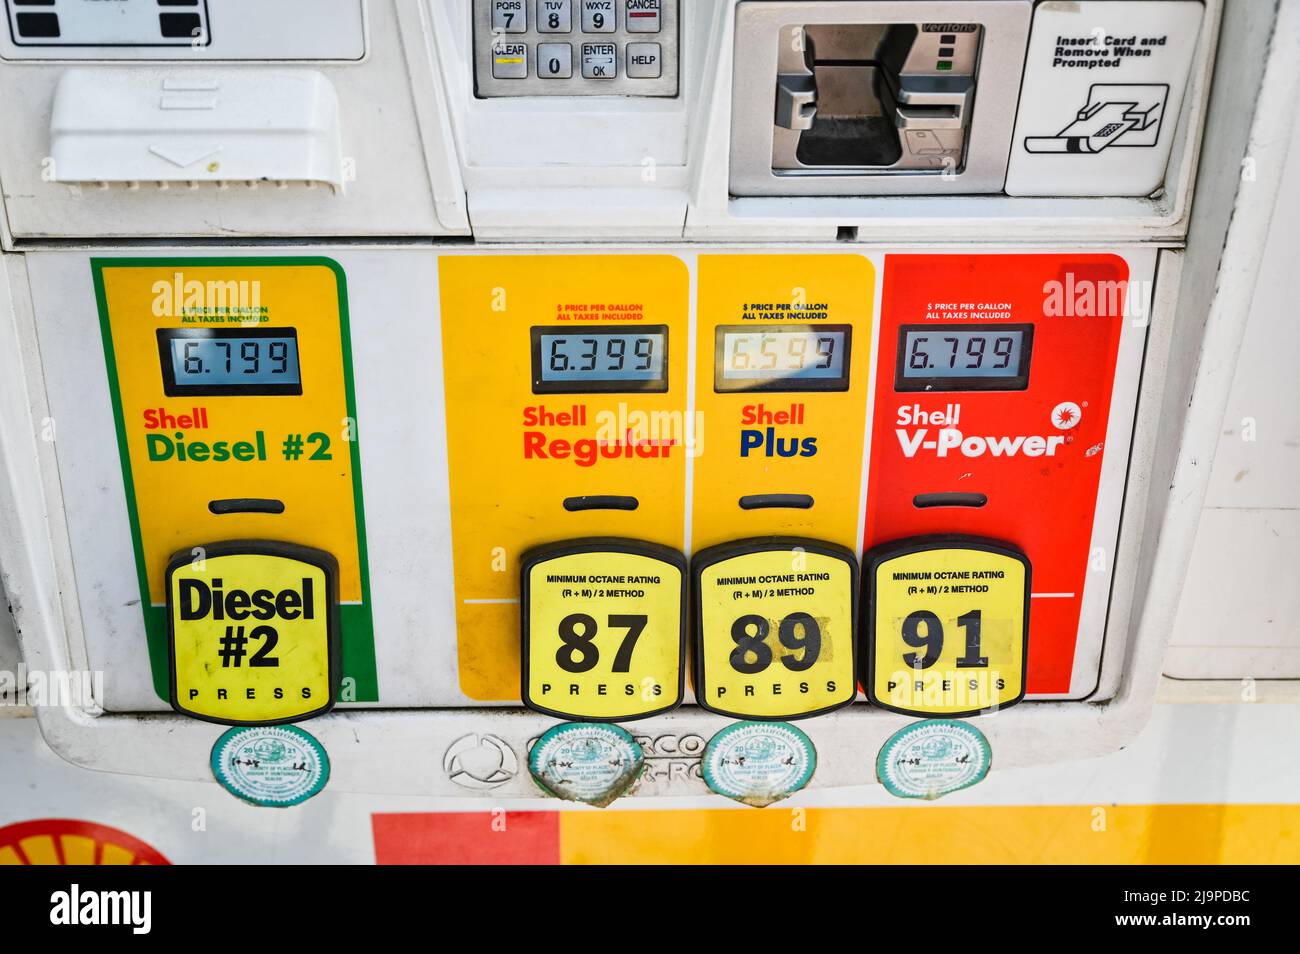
[529,723,645,807]
[877,719,991,800]
[702,721,816,808]
[210,724,330,807]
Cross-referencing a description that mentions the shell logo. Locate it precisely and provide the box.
[0,819,170,866]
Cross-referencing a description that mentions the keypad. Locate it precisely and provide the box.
[475,0,677,97]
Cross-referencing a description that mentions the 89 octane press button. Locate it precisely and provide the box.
[692,537,858,721]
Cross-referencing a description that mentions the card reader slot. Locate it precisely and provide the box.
[912,492,988,509]
[208,498,287,515]
[739,493,815,510]
[562,495,639,512]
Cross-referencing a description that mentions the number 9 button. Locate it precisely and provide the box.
[521,538,686,721]
[692,537,858,720]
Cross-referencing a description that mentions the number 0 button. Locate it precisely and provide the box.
[538,43,573,78]
[862,536,1030,717]
[521,539,686,721]
[692,538,858,720]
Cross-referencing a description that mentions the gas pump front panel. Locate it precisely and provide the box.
[32,247,1149,721]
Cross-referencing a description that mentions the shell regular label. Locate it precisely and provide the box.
[867,542,1029,716]
[523,546,685,720]
[168,546,338,724]
[695,545,856,719]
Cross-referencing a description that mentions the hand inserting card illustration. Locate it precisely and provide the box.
[1024,83,1169,154]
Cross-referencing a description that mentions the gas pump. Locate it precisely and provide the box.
[0,0,1255,803]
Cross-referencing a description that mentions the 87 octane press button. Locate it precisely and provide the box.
[520,538,686,721]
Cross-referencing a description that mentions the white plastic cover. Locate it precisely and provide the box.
[49,69,345,191]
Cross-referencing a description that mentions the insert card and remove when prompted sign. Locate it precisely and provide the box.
[864,537,1029,717]
[693,538,857,720]
[521,540,686,721]
[166,542,340,725]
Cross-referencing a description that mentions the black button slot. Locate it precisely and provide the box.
[738,493,815,510]
[562,495,639,512]
[159,12,202,38]
[16,12,60,37]
[208,498,287,516]
[912,492,989,509]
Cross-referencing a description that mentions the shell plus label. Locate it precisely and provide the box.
[167,543,340,724]
[521,541,685,721]
[693,539,857,720]
[864,538,1029,716]
[693,255,874,553]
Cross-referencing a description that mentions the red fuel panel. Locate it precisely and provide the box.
[864,254,1130,695]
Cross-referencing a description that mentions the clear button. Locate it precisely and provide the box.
[491,41,529,78]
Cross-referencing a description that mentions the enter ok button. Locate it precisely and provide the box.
[626,42,661,79]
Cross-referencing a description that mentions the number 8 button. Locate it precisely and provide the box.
[692,537,859,720]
